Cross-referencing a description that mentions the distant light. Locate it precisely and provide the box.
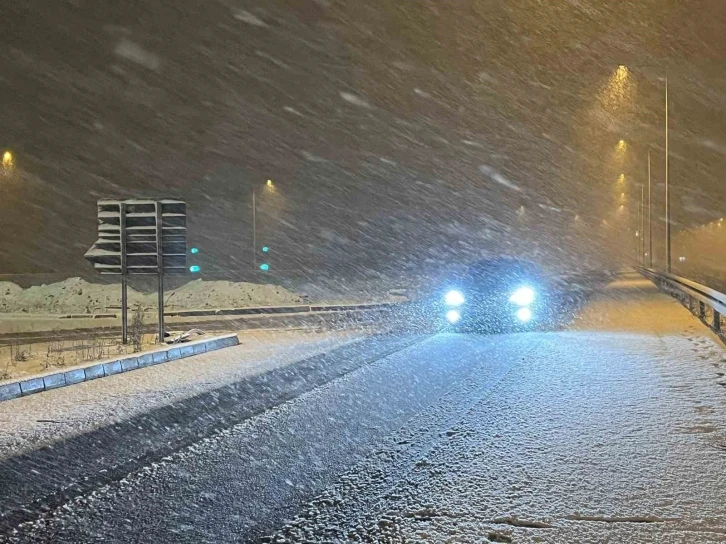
[516,307,533,323]
[189,265,201,273]
[574,214,580,221]
[260,263,270,271]
[617,139,627,151]
[509,286,535,307]
[679,256,686,262]
[190,247,199,254]
[635,231,640,237]
[446,310,461,324]
[2,151,13,168]
[262,246,270,253]
[445,290,465,307]
[617,174,625,184]
[266,179,273,187]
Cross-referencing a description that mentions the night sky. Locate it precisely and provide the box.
[2,0,726,284]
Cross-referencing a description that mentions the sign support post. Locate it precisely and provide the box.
[120,202,128,344]
[155,201,165,343]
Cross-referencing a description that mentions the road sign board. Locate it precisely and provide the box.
[84,199,187,274]
[84,199,187,345]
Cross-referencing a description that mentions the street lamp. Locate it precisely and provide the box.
[252,179,277,268]
[611,65,670,271]
[647,150,653,268]
[664,74,671,272]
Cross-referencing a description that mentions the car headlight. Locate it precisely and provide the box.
[446,309,461,324]
[516,307,533,323]
[444,290,465,306]
[509,286,535,306]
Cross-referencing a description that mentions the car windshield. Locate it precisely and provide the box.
[3,3,726,542]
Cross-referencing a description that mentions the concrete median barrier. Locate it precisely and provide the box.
[0,333,239,403]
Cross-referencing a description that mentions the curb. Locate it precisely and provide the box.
[0,334,239,403]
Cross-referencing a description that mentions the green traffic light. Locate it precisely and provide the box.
[190,247,199,254]
[260,263,269,271]
[262,246,269,253]
[190,265,201,273]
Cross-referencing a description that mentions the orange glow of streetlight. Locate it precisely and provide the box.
[617,139,627,151]
[2,151,13,168]
[599,65,635,112]
[266,179,273,187]
[617,174,625,184]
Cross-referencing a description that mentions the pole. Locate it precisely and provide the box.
[638,185,645,266]
[252,186,256,269]
[155,202,165,343]
[120,203,128,344]
[665,74,671,272]
[648,150,652,268]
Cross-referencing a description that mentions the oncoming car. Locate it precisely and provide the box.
[439,257,549,332]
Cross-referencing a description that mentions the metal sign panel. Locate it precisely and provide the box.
[84,198,187,345]
[85,199,187,275]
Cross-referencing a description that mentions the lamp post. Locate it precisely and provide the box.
[252,180,275,269]
[252,186,256,268]
[664,74,671,272]
[640,184,645,264]
[647,150,653,268]
[612,65,670,271]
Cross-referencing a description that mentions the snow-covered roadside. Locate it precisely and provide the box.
[0,329,365,459]
[0,278,304,314]
[266,275,726,543]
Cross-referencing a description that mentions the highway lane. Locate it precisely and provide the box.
[0,331,417,533]
[3,331,540,541]
[5,274,726,542]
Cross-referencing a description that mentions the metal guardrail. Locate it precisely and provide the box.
[638,267,724,334]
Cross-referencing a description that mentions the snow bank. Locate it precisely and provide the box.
[0,278,304,314]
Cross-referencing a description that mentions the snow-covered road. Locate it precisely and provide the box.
[4,274,726,542]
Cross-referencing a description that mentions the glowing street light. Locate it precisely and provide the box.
[2,151,13,169]
[253,179,279,268]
